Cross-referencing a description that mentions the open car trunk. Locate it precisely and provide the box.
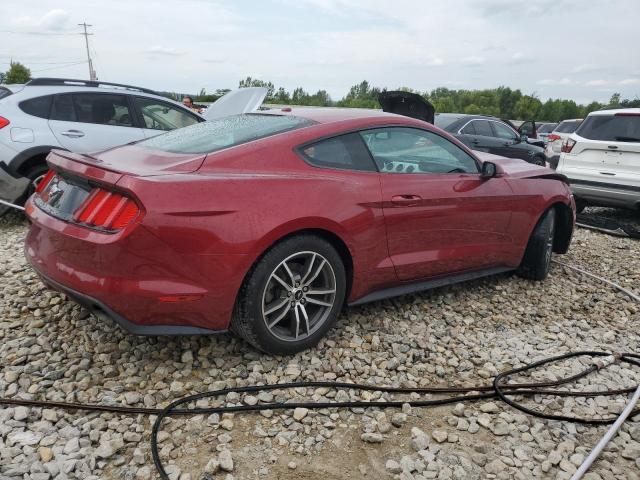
[378,91,435,124]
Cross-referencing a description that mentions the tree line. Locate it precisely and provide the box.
[3,61,638,122]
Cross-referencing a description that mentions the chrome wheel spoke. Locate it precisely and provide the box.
[282,261,296,285]
[307,288,336,296]
[293,305,300,339]
[268,302,292,328]
[306,297,333,307]
[264,297,289,316]
[299,304,310,333]
[303,259,326,287]
[300,253,316,285]
[271,273,292,291]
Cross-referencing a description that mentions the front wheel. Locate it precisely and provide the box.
[516,208,556,281]
[231,235,346,355]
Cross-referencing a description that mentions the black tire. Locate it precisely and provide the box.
[533,155,546,167]
[574,198,587,214]
[231,235,346,355]
[516,208,556,281]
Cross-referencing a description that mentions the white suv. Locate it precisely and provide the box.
[0,77,204,211]
[556,108,640,211]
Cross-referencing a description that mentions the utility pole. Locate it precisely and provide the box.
[78,22,97,81]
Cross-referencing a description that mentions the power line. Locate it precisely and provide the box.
[31,61,87,73]
[0,30,81,36]
[0,60,85,65]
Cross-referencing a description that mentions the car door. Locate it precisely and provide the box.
[456,119,503,154]
[360,126,515,281]
[489,121,525,159]
[133,96,202,138]
[48,93,146,153]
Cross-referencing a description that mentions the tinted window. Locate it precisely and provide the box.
[460,122,477,135]
[492,122,518,140]
[555,120,582,133]
[135,97,199,131]
[519,122,534,136]
[576,114,640,142]
[434,114,464,131]
[51,94,76,121]
[0,87,13,100]
[360,127,478,174]
[474,120,493,137]
[300,133,375,172]
[538,123,557,133]
[19,95,52,119]
[140,113,314,154]
[73,94,132,126]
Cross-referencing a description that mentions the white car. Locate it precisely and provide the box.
[544,118,583,169]
[0,78,266,213]
[556,108,640,211]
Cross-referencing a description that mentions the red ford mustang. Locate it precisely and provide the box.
[25,107,575,354]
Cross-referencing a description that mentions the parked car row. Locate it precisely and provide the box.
[556,109,640,211]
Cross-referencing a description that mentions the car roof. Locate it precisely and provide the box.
[588,108,640,116]
[558,118,583,122]
[260,106,405,124]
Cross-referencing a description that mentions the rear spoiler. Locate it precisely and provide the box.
[46,150,123,186]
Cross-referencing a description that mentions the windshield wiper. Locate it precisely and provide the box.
[614,136,640,142]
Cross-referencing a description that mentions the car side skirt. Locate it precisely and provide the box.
[348,266,514,306]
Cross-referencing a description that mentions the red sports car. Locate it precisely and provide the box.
[25,106,575,354]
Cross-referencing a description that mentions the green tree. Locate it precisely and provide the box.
[5,61,31,84]
[0,71,5,84]
[608,93,621,107]
[238,77,275,100]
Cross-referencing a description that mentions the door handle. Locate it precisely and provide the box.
[60,130,85,138]
[391,194,422,206]
[599,172,616,176]
[471,139,480,145]
[607,145,618,150]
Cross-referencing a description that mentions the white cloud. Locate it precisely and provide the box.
[537,78,574,86]
[11,9,70,31]
[571,64,600,74]
[619,78,640,85]
[145,46,184,56]
[462,56,485,66]
[585,79,610,87]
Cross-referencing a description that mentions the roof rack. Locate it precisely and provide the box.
[26,78,158,95]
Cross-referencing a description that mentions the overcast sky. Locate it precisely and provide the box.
[2,0,639,104]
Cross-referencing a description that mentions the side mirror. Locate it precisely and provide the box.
[520,133,528,143]
[480,161,497,179]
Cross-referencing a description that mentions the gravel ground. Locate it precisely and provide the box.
[1,210,639,480]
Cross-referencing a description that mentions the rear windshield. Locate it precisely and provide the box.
[538,123,557,133]
[555,120,581,133]
[576,114,640,142]
[139,113,315,154]
[0,87,12,100]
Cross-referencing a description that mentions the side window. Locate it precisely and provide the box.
[300,133,376,172]
[51,94,76,121]
[19,95,52,119]
[360,127,478,174]
[72,94,133,126]
[460,121,477,135]
[492,122,518,140]
[474,120,493,137]
[134,97,200,131]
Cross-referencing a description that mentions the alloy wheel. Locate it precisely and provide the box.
[261,251,337,342]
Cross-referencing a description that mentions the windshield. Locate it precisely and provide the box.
[576,114,640,142]
[555,120,581,133]
[139,113,315,154]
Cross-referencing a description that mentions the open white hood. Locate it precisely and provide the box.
[203,87,268,121]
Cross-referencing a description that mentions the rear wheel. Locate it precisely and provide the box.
[517,208,556,281]
[575,198,587,214]
[533,155,546,167]
[231,235,346,355]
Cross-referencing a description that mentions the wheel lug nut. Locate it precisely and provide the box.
[303,287,308,292]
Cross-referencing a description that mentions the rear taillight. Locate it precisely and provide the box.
[547,134,561,142]
[615,112,640,117]
[561,138,576,153]
[0,116,9,129]
[73,187,140,231]
[35,169,56,193]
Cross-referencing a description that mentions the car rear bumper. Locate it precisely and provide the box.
[569,179,640,209]
[25,198,248,334]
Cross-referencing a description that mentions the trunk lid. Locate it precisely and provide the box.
[378,91,435,124]
[203,87,268,121]
[49,146,208,178]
